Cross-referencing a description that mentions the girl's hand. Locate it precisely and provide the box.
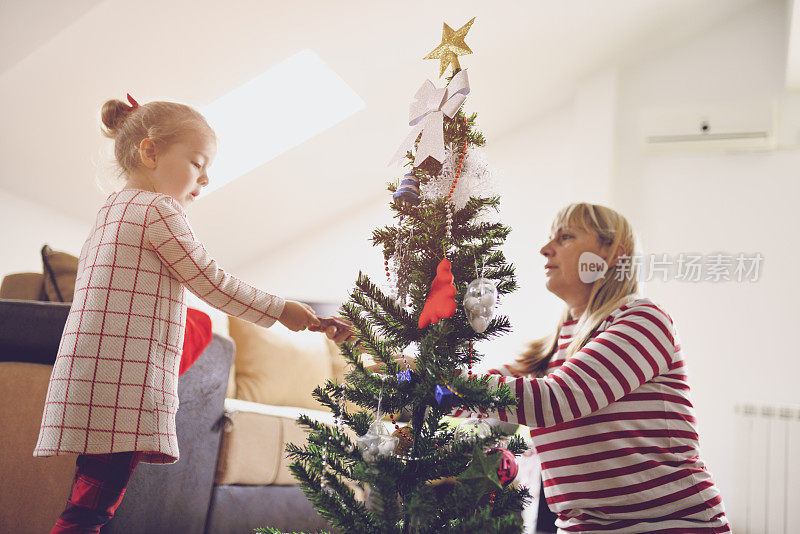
[309,316,360,345]
[279,301,321,332]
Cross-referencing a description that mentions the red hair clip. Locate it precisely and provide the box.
[126,93,139,111]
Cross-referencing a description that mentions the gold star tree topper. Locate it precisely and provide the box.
[424,17,475,77]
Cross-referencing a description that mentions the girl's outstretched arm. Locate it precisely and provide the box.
[144,194,285,328]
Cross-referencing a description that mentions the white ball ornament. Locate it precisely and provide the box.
[463,277,497,333]
[479,291,496,307]
[454,417,494,443]
[469,315,489,333]
[357,419,399,462]
[464,295,480,311]
[477,305,493,316]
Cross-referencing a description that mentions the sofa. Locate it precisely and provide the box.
[0,267,342,533]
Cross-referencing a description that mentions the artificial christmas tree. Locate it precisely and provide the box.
[259,18,531,534]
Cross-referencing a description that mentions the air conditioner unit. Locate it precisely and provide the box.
[640,98,788,153]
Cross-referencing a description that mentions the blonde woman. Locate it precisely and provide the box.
[454,203,730,532]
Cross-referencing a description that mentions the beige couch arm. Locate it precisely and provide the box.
[0,273,47,301]
[214,398,364,500]
[0,362,77,534]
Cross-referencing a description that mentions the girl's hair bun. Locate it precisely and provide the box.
[100,98,136,139]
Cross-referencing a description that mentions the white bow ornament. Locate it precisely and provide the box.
[389,69,471,168]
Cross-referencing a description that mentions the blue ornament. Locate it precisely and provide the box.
[434,384,455,411]
[396,368,417,385]
[393,173,420,204]
[396,368,416,393]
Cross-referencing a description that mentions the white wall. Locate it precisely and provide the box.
[614,0,797,526]
[234,195,392,304]
[0,188,89,277]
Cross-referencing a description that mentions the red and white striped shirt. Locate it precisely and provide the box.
[455,297,730,532]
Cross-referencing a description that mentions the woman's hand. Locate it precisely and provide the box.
[278,301,321,332]
[309,316,360,345]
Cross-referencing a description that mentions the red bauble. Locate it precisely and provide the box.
[418,258,457,328]
[488,447,518,486]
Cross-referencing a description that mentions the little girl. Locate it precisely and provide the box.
[34,94,355,533]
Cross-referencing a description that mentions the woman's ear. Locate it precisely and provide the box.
[607,244,627,268]
[138,138,158,169]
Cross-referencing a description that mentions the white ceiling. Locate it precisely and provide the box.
[0,0,764,269]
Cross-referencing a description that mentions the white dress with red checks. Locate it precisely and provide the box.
[34,189,285,464]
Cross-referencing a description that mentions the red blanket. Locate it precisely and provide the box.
[179,307,213,376]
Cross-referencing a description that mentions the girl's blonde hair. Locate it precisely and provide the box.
[508,202,641,377]
[100,98,216,182]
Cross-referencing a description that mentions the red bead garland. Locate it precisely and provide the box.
[447,116,469,201]
[468,340,473,376]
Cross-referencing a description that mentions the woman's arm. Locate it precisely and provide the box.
[144,194,285,328]
[486,364,516,376]
[451,365,516,418]
[469,303,676,427]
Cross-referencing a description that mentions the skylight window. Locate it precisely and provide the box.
[198,49,365,195]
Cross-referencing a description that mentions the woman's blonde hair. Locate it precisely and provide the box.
[508,202,641,377]
[100,98,216,182]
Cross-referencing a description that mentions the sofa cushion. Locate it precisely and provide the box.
[0,362,78,534]
[215,398,339,486]
[205,484,332,534]
[40,244,79,302]
[329,336,349,385]
[226,361,237,398]
[0,273,47,300]
[229,317,335,411]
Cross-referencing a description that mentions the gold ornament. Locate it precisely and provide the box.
[393,425,414,456]
[424,17,475,77]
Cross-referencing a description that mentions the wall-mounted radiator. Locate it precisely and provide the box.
[733,403,800,533]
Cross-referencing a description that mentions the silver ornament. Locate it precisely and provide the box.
[454,417,494,443]
[463,277,497,333]
[356,419,399,462]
